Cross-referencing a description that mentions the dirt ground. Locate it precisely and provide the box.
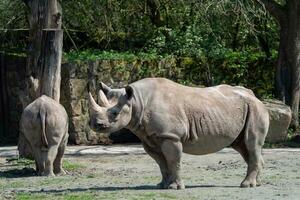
[0,145,300,200]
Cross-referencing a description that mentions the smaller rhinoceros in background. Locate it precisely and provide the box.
[19,77,68,176]
[88,78,269,189]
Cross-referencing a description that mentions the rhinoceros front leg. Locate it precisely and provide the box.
[161,139,185,190]
[142,142,169,188]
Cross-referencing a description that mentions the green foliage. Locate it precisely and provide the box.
[207,48,276,98]
[64,50,163,62]
[0,0,27,51]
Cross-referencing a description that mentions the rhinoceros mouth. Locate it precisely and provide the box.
[95,123,110,130]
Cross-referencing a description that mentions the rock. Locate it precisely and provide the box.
[71,116,88,132]
[69,79,88,99]
[70,100,82,116]
[263,99,292,143]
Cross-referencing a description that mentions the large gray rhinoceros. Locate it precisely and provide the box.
[88,78,269,189]
[20,95,69,176]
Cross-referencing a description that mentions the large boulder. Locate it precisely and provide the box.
[263,99,292,143]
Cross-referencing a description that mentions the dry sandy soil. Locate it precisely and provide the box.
[0,145,300,200]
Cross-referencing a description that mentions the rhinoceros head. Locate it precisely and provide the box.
[88,82,133,133]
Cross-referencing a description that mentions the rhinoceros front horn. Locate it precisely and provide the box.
[98,90,110,107]
[88,92,103,113]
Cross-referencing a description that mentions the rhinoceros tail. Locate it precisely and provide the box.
[39,106,49,150]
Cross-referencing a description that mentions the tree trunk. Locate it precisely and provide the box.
[39,29,63,102]
[19,0,63,158]
[286,0,300,128]
[24,0,62,79]
[260,0,300,129]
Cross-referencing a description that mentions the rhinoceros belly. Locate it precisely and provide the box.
[182,99,246,155]
[182,134,238,155]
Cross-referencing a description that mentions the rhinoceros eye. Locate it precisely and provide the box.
[110,110,119,118]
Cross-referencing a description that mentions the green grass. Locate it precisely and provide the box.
[16,192,96,200]
[6,157,35,167]
[86,174,96,178]
[63,160,85,171]
[16,191,178,200]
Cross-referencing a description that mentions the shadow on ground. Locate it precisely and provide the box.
[0,167,36,178]
[15,184,239,194]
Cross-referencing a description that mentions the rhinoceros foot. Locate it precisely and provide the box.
[159,180,185,190]
[240,179,257,188]
[256,176,262,186]
[168,182,185,190]
[54,168,67,175]
[40,171,55,177]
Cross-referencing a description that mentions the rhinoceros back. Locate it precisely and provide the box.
[20,95,68,148]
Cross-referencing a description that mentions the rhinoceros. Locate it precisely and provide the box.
[20,94,69,176]
[88,78,269,189]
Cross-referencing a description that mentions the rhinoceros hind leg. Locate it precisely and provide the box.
[31,146,44,176]
[41,146,58,176]
[53,145,66,175]
[241,134,265,187]
[233,104,268,188]
[161,139,185,190]
[54,135,68,175]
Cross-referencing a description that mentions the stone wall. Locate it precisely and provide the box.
[1,54,292,145]
[2,55,196,145]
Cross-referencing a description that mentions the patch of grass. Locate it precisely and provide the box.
[16,192,116,200]
[86,174,95,178]
[4,181,27,189]
[16,190,178,200]
[16,193,47,200]
[38,177,70,186]
[6,157,35,167]
[16,193,96,200]
[63,160,85,171]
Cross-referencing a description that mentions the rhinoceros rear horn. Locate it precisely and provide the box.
[98,90,110,107]
[88,92,102,113]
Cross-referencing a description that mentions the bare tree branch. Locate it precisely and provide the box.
[257,0,286,24]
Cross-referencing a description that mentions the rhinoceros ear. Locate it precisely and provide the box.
[100,82,111,95]
[125,86,133,100]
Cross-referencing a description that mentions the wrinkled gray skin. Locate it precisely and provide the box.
[19,78,68,176]
[88,78,269,189]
